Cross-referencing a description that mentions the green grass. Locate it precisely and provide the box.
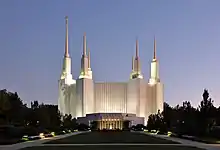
[45,131,179,144]
[20,145,205,150]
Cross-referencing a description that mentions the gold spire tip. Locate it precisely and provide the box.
[65,16,68,23]
[135,38,139,58]
[153,36,156,59]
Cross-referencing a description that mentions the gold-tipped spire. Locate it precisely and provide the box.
[135,38,139,59]
[153,36,156,60]
[64,16,69,57]
[149,36,160,84]
[130,38,143,79]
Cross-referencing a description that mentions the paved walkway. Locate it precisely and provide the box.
[0,131,87,150]
[141,132,220,150]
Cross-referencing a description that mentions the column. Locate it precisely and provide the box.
[100,120,102,129]
[104,120,106,129]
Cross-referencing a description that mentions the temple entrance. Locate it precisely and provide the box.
[109,124,113,130]
[106,122,115,129]
[97,119,123,130]
[91,119,131,130]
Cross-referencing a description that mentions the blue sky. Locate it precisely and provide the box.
[0,0,220,107]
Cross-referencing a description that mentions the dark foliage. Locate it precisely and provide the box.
[77,123,89,131]
[147,89,220,138]
[90,120,98,130]
[0,89,79,142]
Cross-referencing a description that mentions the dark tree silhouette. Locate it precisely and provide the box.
[146,89,220,138]
[90,120,98,130]
[197,89,216,135]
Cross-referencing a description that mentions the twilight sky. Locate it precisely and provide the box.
[0,0,220,107]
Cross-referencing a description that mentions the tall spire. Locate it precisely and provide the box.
[64,16,69,57]
[60,16,74,84]
[79,33,89,79]
[153,36,156,60]
[88,47,91,68]
[130,38,143,79]
[149,36,160,84]
[83,32,87,56]
[135,38,140,73]
[135,38,139,59]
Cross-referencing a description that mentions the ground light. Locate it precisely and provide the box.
[167,131,172,136]
[51,132,55,136]
[22,135,29,141]
[39,133,45,139]
[142,129,172,136]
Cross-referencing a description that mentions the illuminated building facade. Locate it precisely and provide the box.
[77,113,144,130]
[58,17,164,126]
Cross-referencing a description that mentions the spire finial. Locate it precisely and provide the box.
[130,38,143,79]
[88,47,91,68]
[135,38,139,59]
[153,36,156,60]
[83,32,87,56]
[64,16,69,57]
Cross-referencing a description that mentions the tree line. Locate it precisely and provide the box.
[0,89,80,134]
[147,89,220,138]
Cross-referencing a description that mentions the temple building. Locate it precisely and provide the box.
[58,16,164,127]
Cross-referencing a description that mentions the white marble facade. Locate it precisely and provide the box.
[58,17,164,125]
